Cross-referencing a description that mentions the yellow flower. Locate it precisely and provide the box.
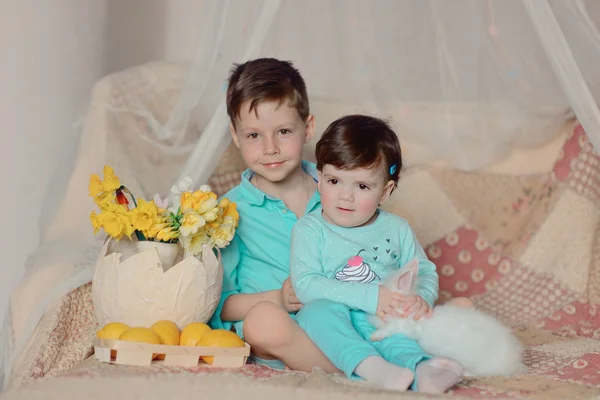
[102,165,121,193]
[89,165,122,210]
[181,230,210,256]
[164,229,179,241]
[89,174,104,198]
[156,226,179,242]
[90,211,102,234]
[217,198,230,210]
[197,198,218,215]
[180,192,200,211]
[98,209,134,240]
[180,190,217,212]
[131,199,159,233]
[204,199,238,230]
[209,215,236,248]
[96,200,122,214]
[179,211,205,237]
[156,227,179,242]
[93,192,117,211]
[146,221,169,239]
[223,202,239,227]
[201,206,219,223]
[210,225,235,248]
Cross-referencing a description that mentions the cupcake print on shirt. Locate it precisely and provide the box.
[335,249,379,283]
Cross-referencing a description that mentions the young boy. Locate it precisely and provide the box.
[290,115,469,393]
[208,58,340,373]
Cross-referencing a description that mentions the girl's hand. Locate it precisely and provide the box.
[279,277,303,312]
[376,286,406,321]
[396,294,433,320]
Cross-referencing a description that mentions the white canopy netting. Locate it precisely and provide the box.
[2,0,600,389]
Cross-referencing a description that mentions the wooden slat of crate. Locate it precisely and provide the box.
[93,338,250,367]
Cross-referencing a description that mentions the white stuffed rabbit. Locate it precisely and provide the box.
[368,259,525,377]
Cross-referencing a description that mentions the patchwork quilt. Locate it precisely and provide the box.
[4,123,600,400]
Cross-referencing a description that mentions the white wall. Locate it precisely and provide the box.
[0,1,111,326]
[104,0,169,72]
[0,0,201,329]
[0,0,229,344]
[162,0,206,60]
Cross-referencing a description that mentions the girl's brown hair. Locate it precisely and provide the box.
[315,115,402,184]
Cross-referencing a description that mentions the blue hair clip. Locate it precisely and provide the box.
[389,164,397,175]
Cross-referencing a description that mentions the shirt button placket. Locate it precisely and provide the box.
[282,208,297,230]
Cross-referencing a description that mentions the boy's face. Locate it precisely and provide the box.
[318,163,395,228]
[230,100,314,183]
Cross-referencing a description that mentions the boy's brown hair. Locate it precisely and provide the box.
[315,115,402,184]
[226,58,309,125]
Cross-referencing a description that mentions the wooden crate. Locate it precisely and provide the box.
[94,338,250,368]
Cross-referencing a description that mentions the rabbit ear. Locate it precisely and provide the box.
[393,259,419,292]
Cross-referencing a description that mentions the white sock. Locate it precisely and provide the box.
[415,357,464,394]
[354,356,414,391]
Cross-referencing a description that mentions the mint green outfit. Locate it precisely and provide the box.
[208,161,320,369]
[290,210,439,385]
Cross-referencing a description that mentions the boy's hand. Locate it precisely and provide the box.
[376,286,406,321]
[397,294,433,320]
[279,278,303,312]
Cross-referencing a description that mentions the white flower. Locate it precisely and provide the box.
[199,184,211,193]
[169,176,194,209]
[171,176,194,195]
[152,194,169,209]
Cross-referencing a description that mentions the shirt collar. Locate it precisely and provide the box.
[240,161,319,206]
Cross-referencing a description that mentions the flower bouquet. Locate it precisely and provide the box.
[89,165,239,328]
[89,165,239,261]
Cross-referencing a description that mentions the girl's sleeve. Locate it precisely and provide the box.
[290,220,380,315]
[397,222,439,307]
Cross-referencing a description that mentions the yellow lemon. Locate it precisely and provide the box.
[97,322,130,359]
[179,322,212,346]
[196,329,245,364]
[97,322,130,339]
[150,320,180,360]
[119,327,161,344]
[119,327,162,360]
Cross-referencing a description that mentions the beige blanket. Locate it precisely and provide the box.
[4,123,600,399]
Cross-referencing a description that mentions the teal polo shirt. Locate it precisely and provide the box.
[209,161,321,337]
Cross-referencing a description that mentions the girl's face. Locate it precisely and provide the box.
[318,163,395,228]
